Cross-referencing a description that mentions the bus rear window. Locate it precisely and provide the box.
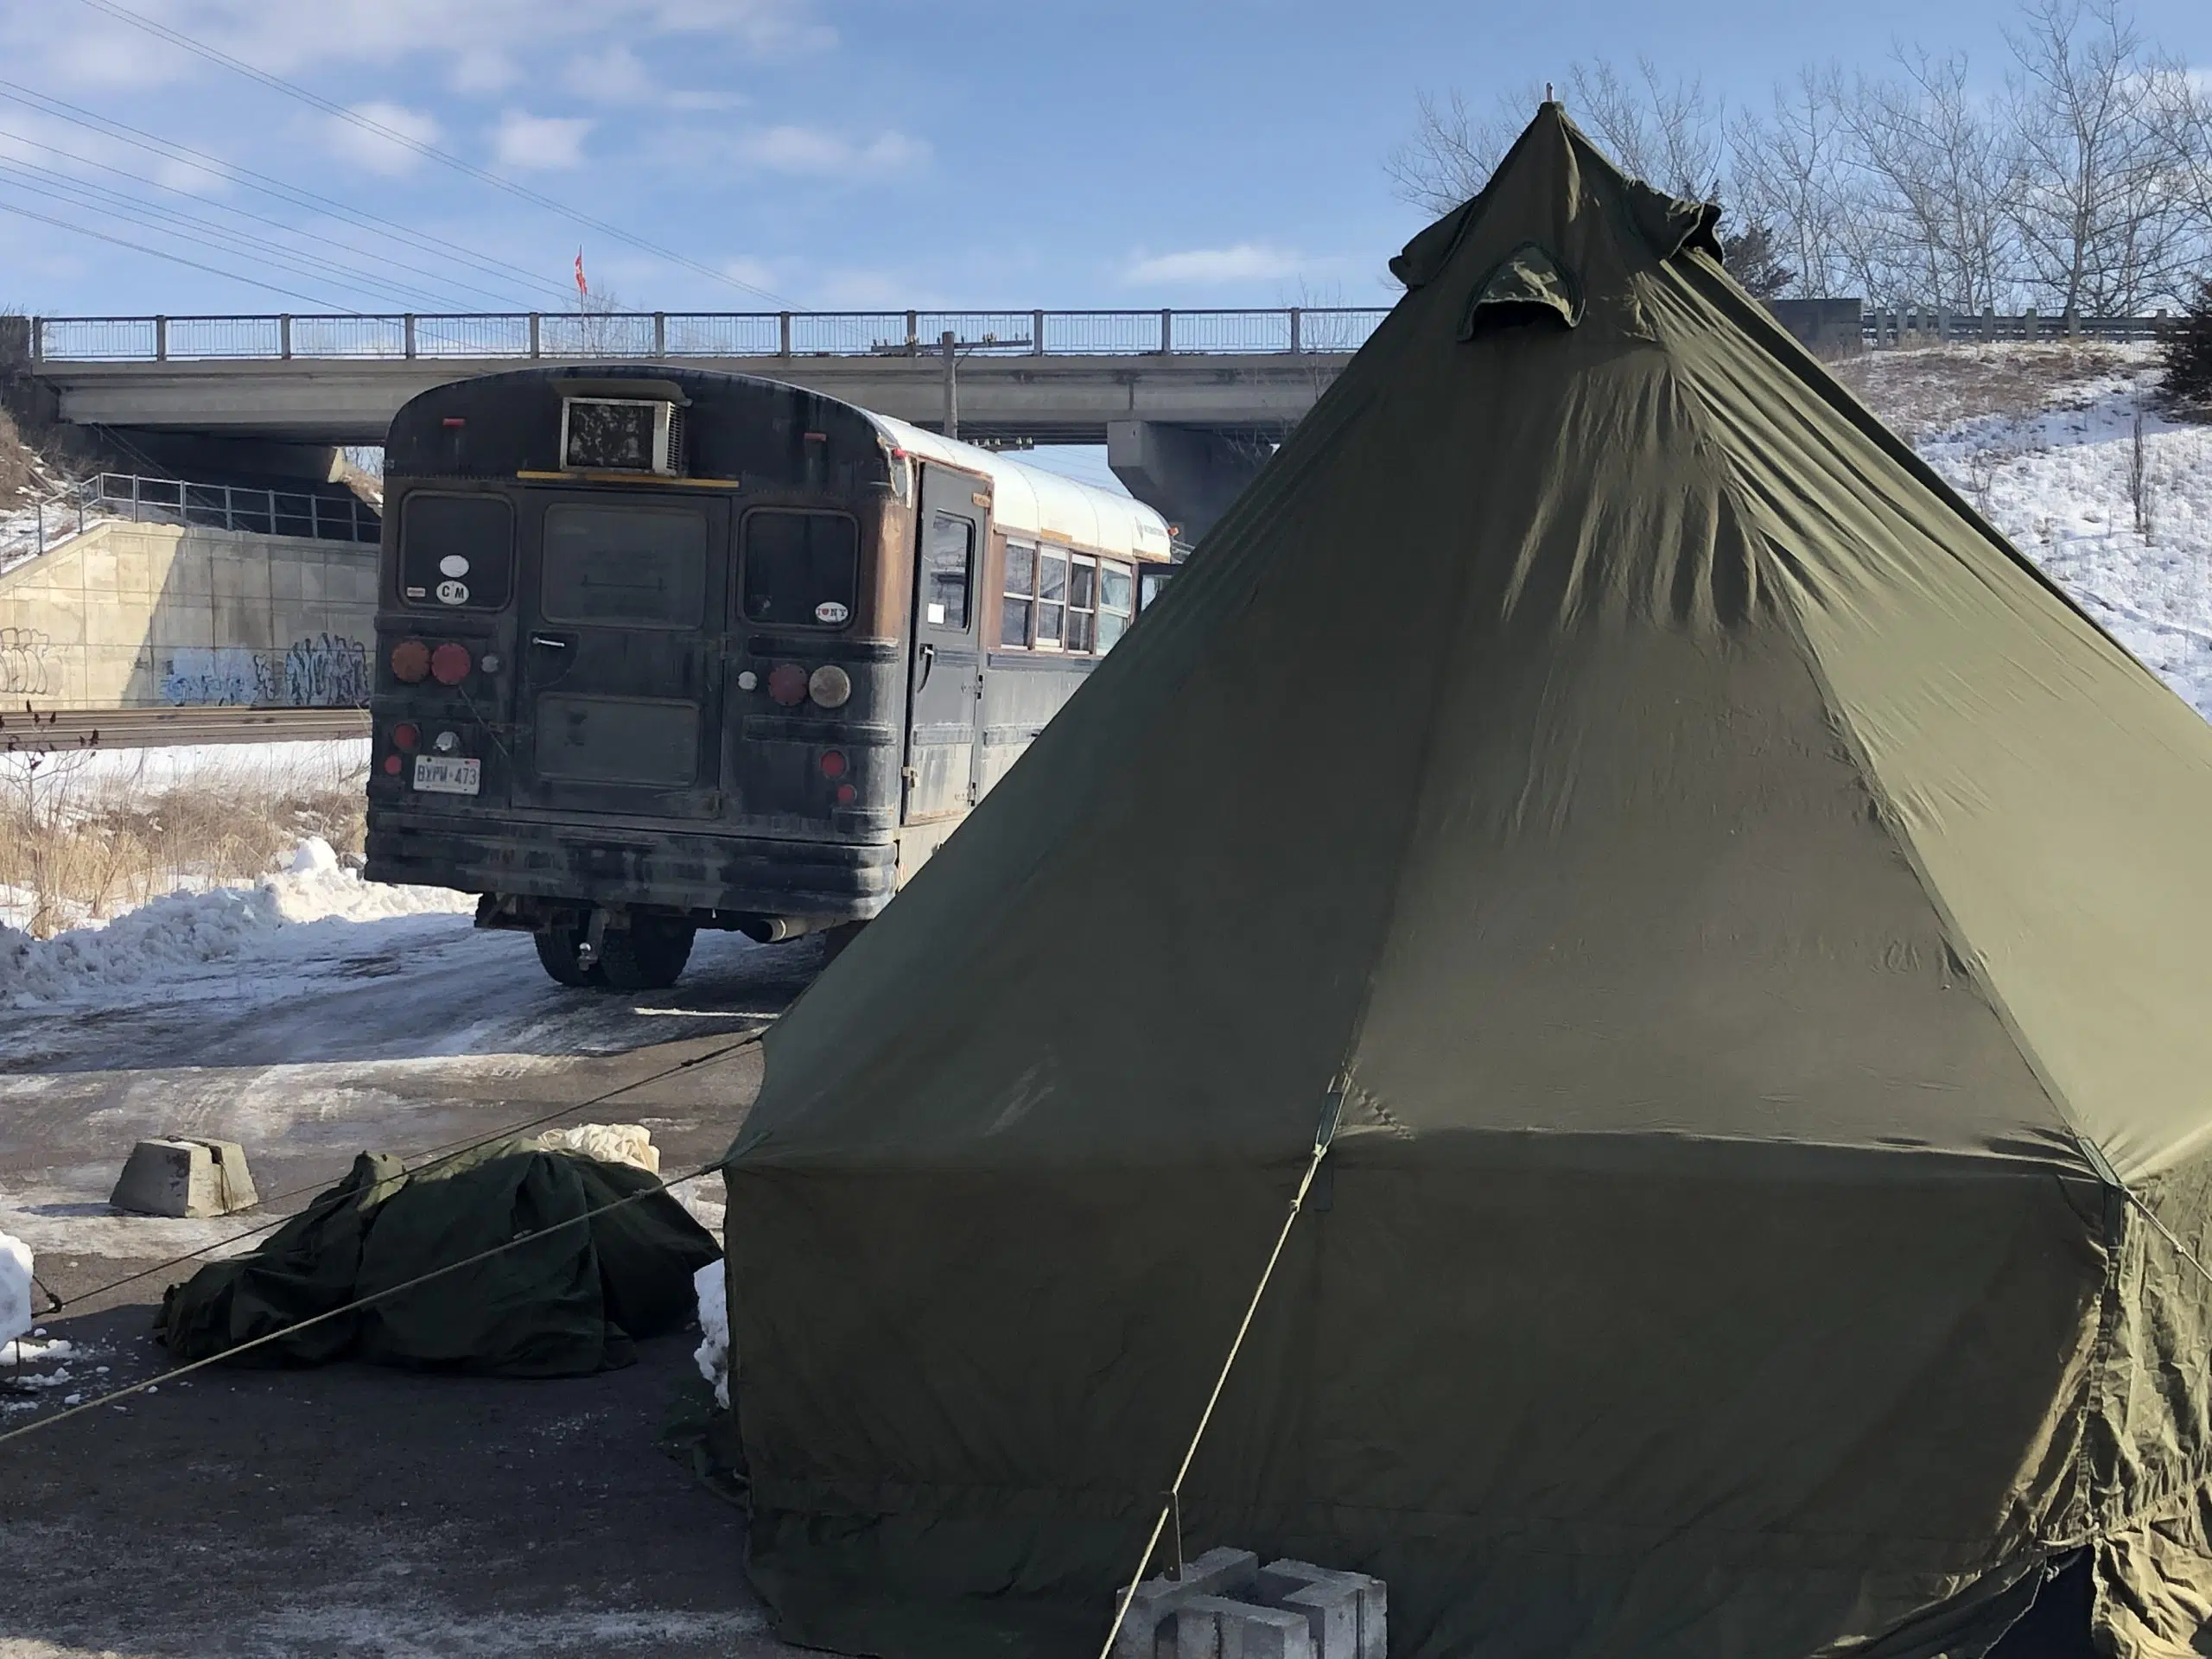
[401,493,513,610]
[742,510,858,629]
[542,503,705,629]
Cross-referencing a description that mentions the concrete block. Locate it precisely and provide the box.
[1113,1549,1259,1659]
[1256,1562,1385,1659]
[1177,1597,1313,1659]
[110,1139,258,1218]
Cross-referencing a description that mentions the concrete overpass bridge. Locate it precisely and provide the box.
[12,307,1388,537]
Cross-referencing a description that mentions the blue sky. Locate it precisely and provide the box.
[3,0,2207,326]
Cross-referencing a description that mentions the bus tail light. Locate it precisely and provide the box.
[767,663,808,706]
[835,783,857,805]
[808,664,851,709]
[391,722,420,752]
[430,643,472,685]
[391,639,430,683]
[819,750,847,779]
[382,754,403,775]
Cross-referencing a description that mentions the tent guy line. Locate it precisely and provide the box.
[0,1157,722,1452]
[1097,1092,1344,1659]
[41,1022,773,1315]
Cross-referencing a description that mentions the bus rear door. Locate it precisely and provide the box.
[904,465,986,823]
[512,493,729,820]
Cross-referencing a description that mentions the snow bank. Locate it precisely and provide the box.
[1,1231,31,1351]
[1912,360,2212,721]
[694,1260,730,1409]
[0,838,473,1006]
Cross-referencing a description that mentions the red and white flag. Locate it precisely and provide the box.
[574,250,588,298]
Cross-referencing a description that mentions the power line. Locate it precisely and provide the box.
[0,164,485,315]
[0,198,351,308]
[71,0,800,311]
[0,79,575,309]
[0,124,543,312]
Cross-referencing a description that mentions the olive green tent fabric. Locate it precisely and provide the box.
[721,105,2212,1659]
[160,1141,719,1376]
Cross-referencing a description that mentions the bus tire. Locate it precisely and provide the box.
[533,924,603,988]
[598,918,696,992]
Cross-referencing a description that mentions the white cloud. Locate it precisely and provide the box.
[492,110,594,172]
[325,102,443,179]
[0,0,833,94]
[1122,244,1307,286]
[731,126,928,177]
[564,45,656,104]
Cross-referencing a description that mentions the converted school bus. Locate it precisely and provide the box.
[365,365,1175,989]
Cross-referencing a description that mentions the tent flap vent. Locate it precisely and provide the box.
[1462,242,1583,334]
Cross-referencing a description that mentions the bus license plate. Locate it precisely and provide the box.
[412,755,480,796]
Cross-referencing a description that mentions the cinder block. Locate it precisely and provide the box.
[1113,1548,1259,1659]
[110,1138,258,1218]
[1177,1597,1313,1659]
[1256,1562,1386,1659]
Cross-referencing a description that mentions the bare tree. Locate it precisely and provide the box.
[2005,0,2197,315]
[1562,58,1726,199]
[1731,67,1879,298]
[1842,51,2024,310]
[1388,86,1544,214]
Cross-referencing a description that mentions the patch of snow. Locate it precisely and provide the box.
[1909,357,2212,721]
[694,1258,730,1409]
[1,1230,32,1349]
[537,1122,659,1173]
[0,838,473,1007]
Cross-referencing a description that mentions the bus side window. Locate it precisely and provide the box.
[1001,543,1036,647]
[1098,560,1135,650]
[1034,548,1069,647]
[924,515,972,629]
[1067,556,1097,652]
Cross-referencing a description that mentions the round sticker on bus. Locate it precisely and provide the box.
[435,579,470,606]
[438,555,470,578]
[814,601,849,625]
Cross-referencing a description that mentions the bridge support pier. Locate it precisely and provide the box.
[1107,420,1270,547]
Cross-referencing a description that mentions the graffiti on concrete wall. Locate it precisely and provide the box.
[0,627,56,697]
[283,632,370,709]
[162,633,370,708]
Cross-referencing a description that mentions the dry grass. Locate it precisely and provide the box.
[0,407,35,505]
[1827,343,2137,444]
[0,745,366,938]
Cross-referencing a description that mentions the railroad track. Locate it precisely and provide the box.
[0,705,371,752]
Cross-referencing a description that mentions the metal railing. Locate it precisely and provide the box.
[25,308,1395,364]
[1859,307,2177,346]
[1,470,380,569]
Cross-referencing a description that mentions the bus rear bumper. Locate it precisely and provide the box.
[364,810,897,925]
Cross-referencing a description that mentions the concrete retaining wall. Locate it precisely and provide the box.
[0,519,378,708]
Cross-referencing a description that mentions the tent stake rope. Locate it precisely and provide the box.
[1096,1100,1341,1659]
[0,1159,722,1452]
[37,1023,772,1315]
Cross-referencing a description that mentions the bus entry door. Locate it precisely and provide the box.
[514,493,728,820]
[903,466,985,823]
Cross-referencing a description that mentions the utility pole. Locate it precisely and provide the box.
[928,327,1033,443]
[940,330,958,441]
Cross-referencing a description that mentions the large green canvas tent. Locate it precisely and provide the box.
[721,105,2212,1659]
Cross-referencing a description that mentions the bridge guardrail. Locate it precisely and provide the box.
[26,308,1396,364]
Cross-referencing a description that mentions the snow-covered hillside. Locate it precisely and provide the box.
[1847,345,2212,720]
